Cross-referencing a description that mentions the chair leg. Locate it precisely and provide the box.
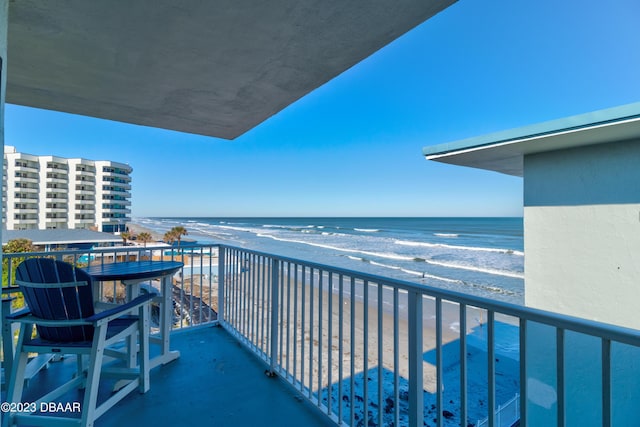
[138,303,150,393]
[76,354,86,389]
[3,326,31,427]
[80,324,108,427]
[2,298,16,387]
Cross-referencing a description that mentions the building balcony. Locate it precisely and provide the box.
[3,326,331,427]
[45,195,67,201]
[74,206,95,212]
[44,221,68,229]
[102,166,133,178]
[14,176,38,184]
[12,207,38,214]
[13,195,38,201]
[77,178,96,185]
[14,186,38,193]
[73,218,96,224]
[101,207,132,214]
[12,217,38,224]
[75,169,96,177]
[45,208,68,214]
[13,165,39,172]
[75,182,96,189]
[102,198,132,206]
[103,182,132,190]
[45,176,68,184]
[2,245,639,427]
[101,188,130,194]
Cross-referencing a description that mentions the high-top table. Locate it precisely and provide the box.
[83,260,184,368]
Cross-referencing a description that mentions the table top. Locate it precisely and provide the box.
[83,260,184,282]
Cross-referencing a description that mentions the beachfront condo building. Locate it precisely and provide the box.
[2,146,131,233]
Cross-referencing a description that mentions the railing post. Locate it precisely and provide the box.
[268,258,279,376]
[408,290,423,427]
[217,246,225,325]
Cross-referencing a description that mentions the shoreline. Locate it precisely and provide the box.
[127,222,165,242]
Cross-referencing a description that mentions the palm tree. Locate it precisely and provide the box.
[120,231,133,246]
[137,232,153,247]
[163,230,177,245]
[170,226,188,248]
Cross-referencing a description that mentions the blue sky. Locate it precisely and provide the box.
[5,0,640,218]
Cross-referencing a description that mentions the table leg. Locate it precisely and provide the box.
[151,274,180,368]
[125,283,141,368]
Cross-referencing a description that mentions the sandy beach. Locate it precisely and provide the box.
[126,223,165,243]
[125,221,519,426]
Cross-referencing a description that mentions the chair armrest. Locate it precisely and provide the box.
[8,306,95,327]
[2,286,22,295]
[7,314,93,327]
[86,292,157,324]
[5,308,32,320]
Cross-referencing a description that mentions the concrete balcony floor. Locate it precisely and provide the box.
[3,326,334,427]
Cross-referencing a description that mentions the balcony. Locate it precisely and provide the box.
[75,187,95,195]
[102,181,132,191]
[11,217,37,224]
[13,194,38,201]
[5,326,331,427]
[45,207,68,213]
[73,219,96,225]
[2,245,639,427]
[13,165,38,172]
[75,169,96,177]
[12,207,38,214]
[13,185,38,193]
[75,205,95,212]
[46,163,68,171]
[101,206,132,214]
[101,187,128,194]
[45,177,68,185]
[13,176,38,184]
[102,167,132,177]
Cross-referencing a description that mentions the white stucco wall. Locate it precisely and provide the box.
[523,139,640,329]
[523,139,640,425]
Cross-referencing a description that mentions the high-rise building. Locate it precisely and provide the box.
[3,146,132,233]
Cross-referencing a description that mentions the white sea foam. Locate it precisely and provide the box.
[369,260,460,283]
[434,233,459,238]
[345,257,462,284]
[255,233,522,279]
[354,228,380,232]
[256,234,414,261]
[421,259,524,279]
[395,239,524,256]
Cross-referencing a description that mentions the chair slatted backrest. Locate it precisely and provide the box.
[16,258,95,342]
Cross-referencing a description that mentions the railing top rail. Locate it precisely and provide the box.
[2,243,217,259]
[218,244,640,347]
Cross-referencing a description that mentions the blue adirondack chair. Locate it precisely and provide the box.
[3,258,156,427]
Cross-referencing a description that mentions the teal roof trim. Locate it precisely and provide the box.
[423,102,640,157]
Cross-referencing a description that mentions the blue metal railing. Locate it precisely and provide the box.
[3,244,640,426]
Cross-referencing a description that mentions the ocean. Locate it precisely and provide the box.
[134,217,524,305]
